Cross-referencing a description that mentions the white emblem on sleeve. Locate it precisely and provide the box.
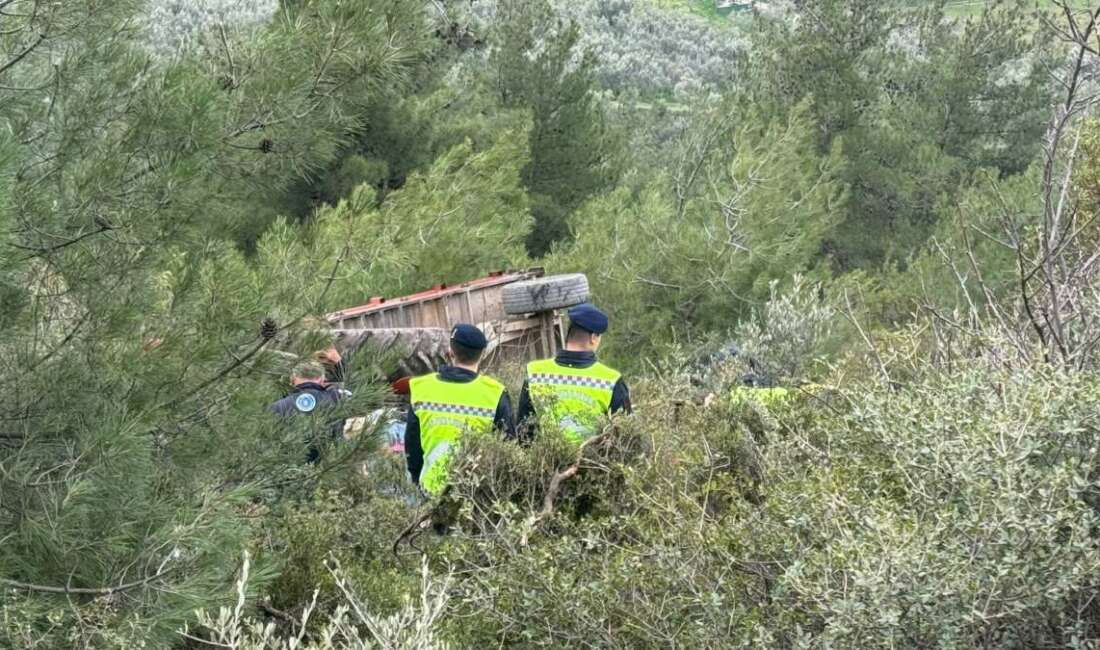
[295,393,317,413]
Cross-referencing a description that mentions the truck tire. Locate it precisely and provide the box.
[502,273,590,315]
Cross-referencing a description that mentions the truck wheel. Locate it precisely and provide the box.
[502,273,590,315]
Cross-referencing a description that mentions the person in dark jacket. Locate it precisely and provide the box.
[515,303,630,443]
[405,324,514,494]
[269,360,345,462]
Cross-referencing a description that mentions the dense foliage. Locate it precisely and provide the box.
[2,0,1099,647]
[746,0,1055,268]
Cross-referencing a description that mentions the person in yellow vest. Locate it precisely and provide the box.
[515,303,631,443]
[729,365,791,408]
[404,323,514,495]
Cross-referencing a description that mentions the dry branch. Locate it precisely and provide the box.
[521,424,615,545]
[392,505,436,558]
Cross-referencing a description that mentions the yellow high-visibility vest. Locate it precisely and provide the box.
[526,358,621,443]
[729,385,791,408]
[410,372,504,495]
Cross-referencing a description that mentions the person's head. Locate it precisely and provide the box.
[565,304,608,352]
[313,345,341,366]
[291,360,327,386]
[448,323,488,370]
[566,324,601,351]
[313,345,344,383]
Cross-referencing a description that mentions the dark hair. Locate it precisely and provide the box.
[566,324,594,343]
[450,340,482,365]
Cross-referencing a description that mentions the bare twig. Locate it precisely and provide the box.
[1,563,175,596]
[216,23,238,90]
[634,276,684,290]
[675,112,734,220]
[11,224,113,260]
[392,504,436,558]
[178,631,232,648]
[258,600,299,629]
[841,289,892,387]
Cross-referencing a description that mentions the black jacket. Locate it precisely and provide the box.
[514,350,630,442]
[405,366,514,486]
[269,382,345,462]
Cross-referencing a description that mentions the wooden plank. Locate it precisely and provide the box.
[537,311,551,358]
[477,289,490,324]
[434,297,446,329]
[482,286,503,323]
[498,321,540,334]
[554,312,564,354]
[445,293,461,324]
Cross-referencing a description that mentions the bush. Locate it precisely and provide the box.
[259,487,416,619]
[733,275,840,384]
[185,553,453,649]
[383,348,1100,647]
[750,363,1100,647]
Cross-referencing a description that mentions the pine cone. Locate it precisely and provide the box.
[259,138,274,153]
[260,317,278,340]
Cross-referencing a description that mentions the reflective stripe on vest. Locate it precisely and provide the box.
[528,373,616,390]
[410,372,504,495]
[526,358,621,443]
[414,401,496,418]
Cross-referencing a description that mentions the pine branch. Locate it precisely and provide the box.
[1,565,174,596]
[149,238,349,434]
[11,224,113,260]
[159,336,270,411]
[28,310,90,372]
[0,32,45,77]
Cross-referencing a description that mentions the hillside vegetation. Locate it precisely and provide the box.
[2,0,1100,647]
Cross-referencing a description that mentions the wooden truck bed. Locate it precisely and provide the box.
[324,269,563,376]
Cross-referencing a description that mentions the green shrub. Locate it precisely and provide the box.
[415,358,1100,648]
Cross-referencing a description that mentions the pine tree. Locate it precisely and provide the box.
[490,0,622,256]
[0,0,427,645]
[243,125,535,316]
[553,105,845,362]
[744,0,1055,269]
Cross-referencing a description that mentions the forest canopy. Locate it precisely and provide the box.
[2,0,1100,648]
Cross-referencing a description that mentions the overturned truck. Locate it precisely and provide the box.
[326,268,591,382]
[323,269,591,447]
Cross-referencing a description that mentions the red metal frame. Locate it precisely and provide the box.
[324,268,543,323]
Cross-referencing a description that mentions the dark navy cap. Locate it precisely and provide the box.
[450,323,487,350]
[568,303,608,334]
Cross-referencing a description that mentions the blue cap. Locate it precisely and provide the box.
[568,303,608,334]
[450,323,487,350]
